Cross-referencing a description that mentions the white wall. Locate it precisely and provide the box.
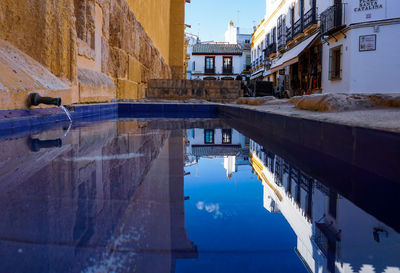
[321,35,351,94]
[237,33,251,44]
[323,23,400,94]
[225,23,238,44]
[349,25,400,93]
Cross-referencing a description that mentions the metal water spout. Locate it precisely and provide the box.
[28,137,62,152]
[28,93,61,107]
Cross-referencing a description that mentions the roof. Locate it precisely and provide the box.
[192,43,243,55]
[191,145,242,157]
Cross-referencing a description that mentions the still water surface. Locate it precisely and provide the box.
[0,118,398,273]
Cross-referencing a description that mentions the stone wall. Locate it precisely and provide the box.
[73,0,172,102]
[147,80,243,102]
[0,0,184,109]
[0,0,77,83]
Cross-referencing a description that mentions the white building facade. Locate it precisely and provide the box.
[251,0,400,95]
[190,43,246,80]
[321,0,400,94]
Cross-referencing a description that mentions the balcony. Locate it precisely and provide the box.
[293,18,303,37]
[320,3,345,36]
[304,7,317,30]
[265,43,277,59]
[278,33,286,51]
[286,27,293,43]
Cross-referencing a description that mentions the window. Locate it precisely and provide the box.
[192,61,195,71]
[222,129,232,144]
[204,129,214,144]
[329,46,342,80]
[205,57,215,74]
[223,57,233,74]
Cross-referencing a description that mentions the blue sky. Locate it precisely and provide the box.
[185,0,266,42]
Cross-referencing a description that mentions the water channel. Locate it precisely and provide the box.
[0,117,398,273]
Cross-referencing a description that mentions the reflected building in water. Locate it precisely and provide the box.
[185,128,249,178]
[0,121,197,273]
[249,140,400,273]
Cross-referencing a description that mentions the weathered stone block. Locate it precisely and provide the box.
[78,68,116,103]
[138,83,146,99]
[117,79,138,100]
[141,66,150,83]
[128,55,142,83]
[110,46,128,79]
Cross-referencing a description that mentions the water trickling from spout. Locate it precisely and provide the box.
[60,105,72,123]
[61,122,72,140]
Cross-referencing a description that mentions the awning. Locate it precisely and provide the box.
[250,70,264,80]
[271,33,319,73]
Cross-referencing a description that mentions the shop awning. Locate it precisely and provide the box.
[271,33,319,73]
[250,70,264,80]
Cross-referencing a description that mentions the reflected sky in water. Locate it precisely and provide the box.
[177,157,307,273]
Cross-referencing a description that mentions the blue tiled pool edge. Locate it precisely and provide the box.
[0,103,218,138]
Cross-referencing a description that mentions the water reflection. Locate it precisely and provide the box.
[0,120,197,273]
[249,140,400,273]
[185,128,250,178]
[0,118,398,273]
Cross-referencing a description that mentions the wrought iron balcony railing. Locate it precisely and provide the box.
[320,3,345,35]
[286,26,293,43]
[278,33,286,50]
[265,43,277,58]
[293,18,303,37]
[304,6,317,30]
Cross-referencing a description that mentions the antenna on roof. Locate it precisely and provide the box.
[237,10,240,27]
[197,22,200,38]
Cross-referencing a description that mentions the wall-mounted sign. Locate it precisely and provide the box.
[354,0,383,12]
[359,35,376,52]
